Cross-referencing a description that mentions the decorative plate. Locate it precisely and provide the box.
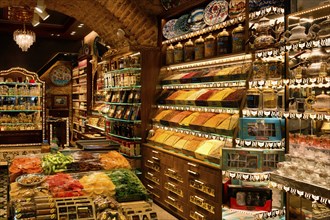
[174,14,191,36]
[229,0,245,18]
[162,19,177,39]
[203,0,229,26]
[16,174,46,186]
[50,65,72,86]
[161,0,180,10]
[188,8,206,31]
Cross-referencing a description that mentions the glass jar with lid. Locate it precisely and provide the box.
[166,44,174,65]
[204,33,216,58]
[174,42,183,63]
[232,24,245,53]
[184,39,194,62]
[267,58,282,79]
[217,28,231,55]
[262,88,277,109]
[247,88,261,109]
[253,58,267,80]
[194,36,205,60]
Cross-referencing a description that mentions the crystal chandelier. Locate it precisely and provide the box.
[13,24,36,52]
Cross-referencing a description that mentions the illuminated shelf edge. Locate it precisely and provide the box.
[270,173,330,204]
[288,3,330,17]
[162,53,252,71]
[108,133,141,141]
[223,207,286,220]
[85,124,105,132]
[157,104,240,114]
[235,138,285,149]
[161,80,246,89]
[153,123,233,141]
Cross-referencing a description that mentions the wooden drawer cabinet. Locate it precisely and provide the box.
[189,204,221,220]
[188,178,221,202]
[163,191,189,219]
[144,170,161,186]
[144,158,161,173]
[164,180,186,201]
[144,179,163,201]
[142,144,222,220]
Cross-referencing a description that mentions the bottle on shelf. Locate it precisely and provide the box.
[174,42,183,63]
[166,44,175,65]
[247,88,261,109]
[232,24,245,53]
[194,36,205,60]
[217,28,231,55]
[184,39,194,62]
[204,33,216,58]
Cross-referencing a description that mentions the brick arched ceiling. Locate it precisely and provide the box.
[0,0,163,48]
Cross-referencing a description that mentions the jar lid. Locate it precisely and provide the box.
[233,24,244,33]
[218,28,229,37]
[174,42,183,48]
[195,36,205,43]
[263,88,275,93]
[185,39,194,46]
[205,33,215,40]
[167,44,174,50]
[247,88,260,93]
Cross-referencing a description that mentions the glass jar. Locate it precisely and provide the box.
[217,28,231,55]
[232,24,245,53]
[253,58,267,80]
[246,88,261,109]
[166,44,174,65]
[204,33,216,58]
[262,88,277,109]
[174,42,183,63]
[267,58,282,79]
[194,36,205,60]
[184,39,194,62]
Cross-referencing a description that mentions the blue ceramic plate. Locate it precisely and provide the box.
[174,14,191,36]
[188,8,207,31]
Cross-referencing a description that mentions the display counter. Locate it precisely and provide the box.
[8,151,157,220]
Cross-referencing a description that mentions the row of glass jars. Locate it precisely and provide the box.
[253,58,283,80]
[247,87,285,110]
[166,24,245,65]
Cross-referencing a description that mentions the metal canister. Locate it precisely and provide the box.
[204,33,216,58]
[166,44,174,65]
[194,36,205,60]
[232,24,245,53]
[184,39,194,62]
[174,42,183,63]
[217,28,231,55]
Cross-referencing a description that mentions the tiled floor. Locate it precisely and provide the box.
[152,203,178,220]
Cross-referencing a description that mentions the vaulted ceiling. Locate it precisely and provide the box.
[0,0,164,48]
